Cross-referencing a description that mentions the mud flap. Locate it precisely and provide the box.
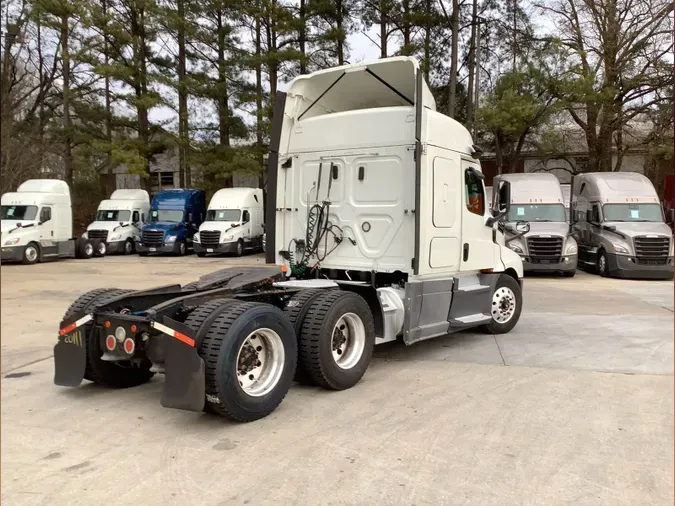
[159,317,205,412]
[53,312,89,387]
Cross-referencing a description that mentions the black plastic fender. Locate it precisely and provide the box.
[159,316,206,412]
[53,311,89,387]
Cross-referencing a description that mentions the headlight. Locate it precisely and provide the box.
[670,241,674,256]
[565,242,578,254]
[509,243,523,254]
[109,235,122,242]
[194,233,200,243]
[82,232,88,239]
[4,238,20,246]
[165,235,176,243]
[612,243,629,254]
[222,234,234,242]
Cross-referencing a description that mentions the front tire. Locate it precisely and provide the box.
[480,275,523,334]
[22,242,40,265]
[298,290,375,391]
[196,302,297,422]
[93,239,106,257]
[177,241,187,256]
[597,251,609,277]
[235,239,244,257]
[124,239,135,255]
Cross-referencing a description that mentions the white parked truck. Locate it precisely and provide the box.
[53,57,527,423]
[571,172,674,279]
[493,173,577,277]
[194,188,264,257]
[84,189,150,255]
[1,179,102,264]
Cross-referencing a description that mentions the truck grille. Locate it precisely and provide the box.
[199,230,221,247]
[88,229,108,241]
[634,236,670,265]
[527,236,563,264]
[142,229,165,247]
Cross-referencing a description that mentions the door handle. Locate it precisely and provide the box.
[463,243,469,261]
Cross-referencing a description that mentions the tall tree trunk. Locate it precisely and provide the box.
[466,0,477,132]
[37,16,45,172]
[255,10,264,188]
[473,17,481,138]
[299,0,307,73]
[423,0,431,79]
[177,0,189,187]
[511,0,517,71]
[103,0,115,193]
[402,0,411,51]
[61,15,73,188]
[216,9,231,187]
[448,0,459,117]
[379,0,387,58]
[336,0,344,64]
[135,7,151,192]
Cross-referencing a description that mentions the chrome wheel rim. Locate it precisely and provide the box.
[492,287,517,324]
[98,242,106,255]
[84,243,93,256]
[125,241,132,254]
[25,246,38,262]
[180,243,186,255]
[599,255,606,274]
[235,329,285,397]
[237,242,243,255]
[331,313,366,370]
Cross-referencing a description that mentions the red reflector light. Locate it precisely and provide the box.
[105,335,116,351]
[130,324,137,333]
[104,321,111,328]
[123,338,135,355]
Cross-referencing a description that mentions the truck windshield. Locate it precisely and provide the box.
[507,204,566,222]
[206,209,241,222]
[1,205,38,221]
[95,210,131,222]
[603,203,663,222]
[151,210,184,223]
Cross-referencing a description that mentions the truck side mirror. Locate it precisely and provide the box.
[486,181,511,227]
[666,209,675,225]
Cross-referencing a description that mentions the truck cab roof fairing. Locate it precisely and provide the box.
[283,57,437,123]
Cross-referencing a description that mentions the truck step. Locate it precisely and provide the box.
[456,284,491,293]
[450,313,492,325]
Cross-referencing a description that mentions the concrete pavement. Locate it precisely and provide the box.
[1,256,673,505]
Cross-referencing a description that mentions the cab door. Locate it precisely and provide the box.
[460,159,494,272]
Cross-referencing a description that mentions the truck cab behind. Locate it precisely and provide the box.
[493,173,577,276]
[571,172,674,279]
[137,189,206,256]
[194,188,264,257]
[85,189,150,255]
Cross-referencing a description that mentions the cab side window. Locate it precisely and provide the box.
[242,210,250,224]
[592,204,601,223]
[464,170,485,216]
[40,207,52,223]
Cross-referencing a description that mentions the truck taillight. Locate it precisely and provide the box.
[123,338,135,354]
[105,335,116,351]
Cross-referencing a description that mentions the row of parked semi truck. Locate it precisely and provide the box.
[1,170,674,279]
[0,182,266,264]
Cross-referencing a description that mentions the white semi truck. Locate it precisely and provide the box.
[493,173,577,277]
[54,57,527,422]
[84,190,150,255]
[571,172,674,279]
[1,179,102,264]
[194,188,264,257]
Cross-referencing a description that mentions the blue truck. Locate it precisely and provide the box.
[136,189,206,256]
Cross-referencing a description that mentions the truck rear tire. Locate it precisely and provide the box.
[479,274,523,335]
[196,301,297,422]
[62,288,154,387]
[283,289,329,384]
[93,239,106,257]
[298,290,375,391]
[22,242,40,265]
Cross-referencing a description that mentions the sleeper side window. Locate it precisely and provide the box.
[464,170,485,216]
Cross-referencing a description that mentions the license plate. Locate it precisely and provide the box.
[149,247,156,252]
[540,259,550,264]
[207,248,214,253]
